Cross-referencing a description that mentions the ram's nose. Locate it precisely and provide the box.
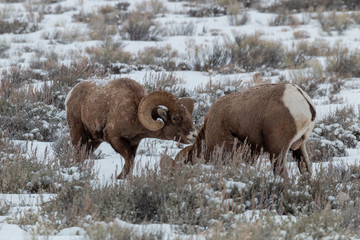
[186,130,197,143]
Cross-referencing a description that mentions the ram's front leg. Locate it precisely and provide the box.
[108,137,139,179]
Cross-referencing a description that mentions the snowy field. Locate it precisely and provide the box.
[1,0,360,239]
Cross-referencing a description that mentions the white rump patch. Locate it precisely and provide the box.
[282,84,313,145]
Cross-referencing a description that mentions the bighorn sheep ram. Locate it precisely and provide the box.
[66,78,196,179]
[176,82,316,175]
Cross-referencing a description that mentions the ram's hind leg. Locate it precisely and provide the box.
[269,147,290,178]
[264,132,290,177]
[292,141,312,176]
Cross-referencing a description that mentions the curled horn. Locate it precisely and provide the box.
[138,91,178,131]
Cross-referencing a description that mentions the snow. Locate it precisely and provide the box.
[1,0,360,239]
[0,224,28,240]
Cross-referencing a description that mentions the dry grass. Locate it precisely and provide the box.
[27,138,359,239]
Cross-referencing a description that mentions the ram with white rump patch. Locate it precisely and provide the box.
[66,78,196,179]
[176,82,316,176]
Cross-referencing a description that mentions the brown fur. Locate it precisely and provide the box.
[66,78,195,178]
[176,83,316,176]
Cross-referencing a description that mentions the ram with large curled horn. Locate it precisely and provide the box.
[65,78,196,178]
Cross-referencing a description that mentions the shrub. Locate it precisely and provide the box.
[311,106,360,159]
[227,2,249,26]
[289,68,326,98]
[265,0,359,12]
[73,5,120,41]
[86,221,163,240]
[296,39,335,57]
[136,44,179,71]
[0,41,10,58]
[186,39,231,72]
[351,11,360,24]
[188,5,227,17]
[85,40,132,67]
[41,27,86,44]
[135,0,167,15]
[164,21,195,36]
[317,11,352,35]
[0,4,42,34]
[269,11,302,27]
[0,99,65,141]
[0,19,34,34]
[142,72,186,96]
[0,141,58,194]
[32,59,106,109]
[1,65,44,87]
[326,46,360,78]
[120,11,162,41]
[227,33,285,71]
[285,47,309,69]
[35,134,360,236]
[293,30,310,39]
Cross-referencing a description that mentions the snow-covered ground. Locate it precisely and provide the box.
[1,0,360,239]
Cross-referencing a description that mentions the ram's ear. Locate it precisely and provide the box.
[157,107,168,122]
[179,98,194,114]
